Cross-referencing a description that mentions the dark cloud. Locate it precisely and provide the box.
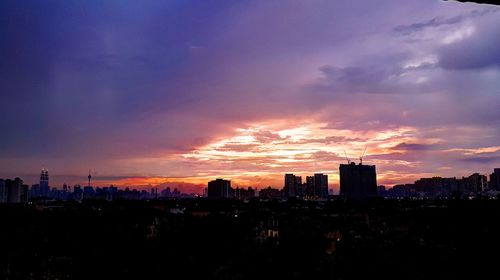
[462,155,500,164]
[317,66,393,94]
[393,5,500,70]
[391,143,439,151]
[311,58,441,98]
[395,15,464,35]
[438,21,500,69]
[365,152,422,163]
[394,7,498,35]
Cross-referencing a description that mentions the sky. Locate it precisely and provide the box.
[1,0,500,192]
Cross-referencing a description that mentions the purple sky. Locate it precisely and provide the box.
[1,0,499,191]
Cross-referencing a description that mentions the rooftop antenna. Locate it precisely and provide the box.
[359,145,368,165]
[343,150,351,164]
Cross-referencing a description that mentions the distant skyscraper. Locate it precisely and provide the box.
[284,174,302,197]
[6,177,23,203]
[415,177,457,197]
[339,162,377,200]
[21,184,29,203]
[207,179,232,199]
[40,169,49,196]
[490,169,500,191]
[295,176,303,196]
[313,173,328,198]
[0,179,6,203]
[234,187,256,200]
[30,184,40,197]
[258,186,282,199]
[306,176,315,196]
[462,173,487,193]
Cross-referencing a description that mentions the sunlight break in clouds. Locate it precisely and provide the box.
[181,121,425,190]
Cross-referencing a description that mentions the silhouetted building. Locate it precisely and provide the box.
[459,173,487,194]
[21,184,29,203]
[259,187,282,199]
[6,177,23,203]
[109,186,118,200]
[490,169,500,191]
[314,173,329,198]
[0,179,6,203]
[339,162,377,200]
[284,174,302,197]
[172,188,181,198]
[415,177,455,197]
[72,185,83,201]
[387,184,414,198]
[377,185,387,196]
[207,179,232,199]
[40,169,49,197]
[30,184,40,197]
[162,187,172,197]
[235,187,255,200]
[412,174,485,198]
[83,186,95,199]
[306,176,314,196]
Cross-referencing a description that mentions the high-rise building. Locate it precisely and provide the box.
[258,186,282,199]
[83,186,95,199]
[73,185,83,201]
[30,184,40,197]
[460,173,487,193]
[284,174,294,197]
[314,173,329,198]
[207,179,232,199]
[0,179,6,203]
[490,169,500,191]
[40,169,49,197]
[21,184,29,203]
[235,187,255,200]
[6,177,23,203]
[415,177,457,197]
[284,174,302,198]
[339,162,377,200]
[306,176,315,196]
[295,176,303,196]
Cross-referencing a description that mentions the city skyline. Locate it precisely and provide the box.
[2,165,499,202]
[2,0,500,191]
[2,165,500,196]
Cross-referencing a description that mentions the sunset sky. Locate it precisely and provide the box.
[1,0,500,192]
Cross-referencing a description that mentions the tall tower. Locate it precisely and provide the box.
[314,173,329,198]
[284,174,301,197]
[40,169,49,196]
[490,169,500,191]
[339,162,377,200]
[207,179,231,199]
[88,170,92,187]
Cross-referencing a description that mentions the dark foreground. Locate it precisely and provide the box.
[2,198,500,280]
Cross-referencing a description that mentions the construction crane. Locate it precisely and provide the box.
[343,150,351,164]
[359,145,367,165]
